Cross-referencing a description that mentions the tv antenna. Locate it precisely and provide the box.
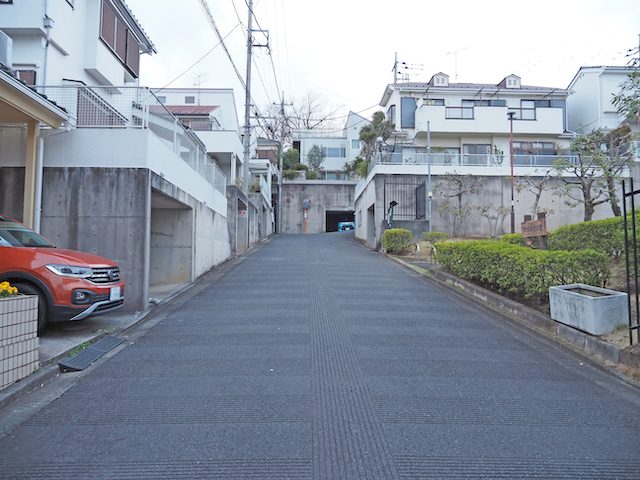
[446,47,469,82]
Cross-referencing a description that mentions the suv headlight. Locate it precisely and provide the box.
[45,264,93,278]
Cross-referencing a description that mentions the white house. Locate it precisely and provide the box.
[293,111,370,179]
[354,73,609,248]
[156,87,274,251]
[566,66,640,134]
[0,0,235,312]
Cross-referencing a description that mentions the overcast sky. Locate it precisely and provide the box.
[126,0,640,123]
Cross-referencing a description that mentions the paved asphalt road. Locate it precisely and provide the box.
[1,232,640,479]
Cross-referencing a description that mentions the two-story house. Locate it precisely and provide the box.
[566,66,640,134]
[354,73,592,248]
[0,0,235,312]
[293,111,370,179]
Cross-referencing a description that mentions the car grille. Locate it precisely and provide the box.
[89,267,121,284]
[94,298,124,312]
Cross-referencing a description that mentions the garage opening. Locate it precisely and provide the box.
[326,210,355,232]
[149,190,193,299]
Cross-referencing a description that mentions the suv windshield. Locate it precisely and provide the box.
[0,219,55,248]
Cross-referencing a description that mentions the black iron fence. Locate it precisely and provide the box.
[383,179,426,221]
[622,178,640,345]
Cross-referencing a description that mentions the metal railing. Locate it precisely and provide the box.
[383,179,426,220]
[445,107,474,119]
[371,152,576,168]
[35,85,226,195]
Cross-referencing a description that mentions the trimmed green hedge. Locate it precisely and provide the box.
[437,240,610,299]
[382,228,414,254]
[500,214,638,256]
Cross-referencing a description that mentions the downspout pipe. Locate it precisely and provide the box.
[34,123,70,232]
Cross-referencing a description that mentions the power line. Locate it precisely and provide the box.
[154,23,241,93]
[197,0,246,90]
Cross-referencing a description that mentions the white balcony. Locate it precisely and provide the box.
[35,85,226,195]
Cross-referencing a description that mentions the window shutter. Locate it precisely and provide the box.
[115,18,127,61]
[100,1,116,49]
[126,30,139,77]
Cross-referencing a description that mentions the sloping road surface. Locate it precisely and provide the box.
[2,232,640,479]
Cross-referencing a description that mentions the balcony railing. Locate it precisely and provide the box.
[370,152,576,171]
[35,85,226,195]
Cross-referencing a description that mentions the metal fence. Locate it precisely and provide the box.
[36,86,226,195]
[383,179,426,221]
[622,178,640,345]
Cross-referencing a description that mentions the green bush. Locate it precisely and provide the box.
[422,231,448,244]
[548,217,625,255]
[437,240,610,299]
[499,214,639,256]
[382,228,414,254]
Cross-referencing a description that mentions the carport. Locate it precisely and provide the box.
[0,70,68,229]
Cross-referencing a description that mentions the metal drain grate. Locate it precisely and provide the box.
[59,336,125,372]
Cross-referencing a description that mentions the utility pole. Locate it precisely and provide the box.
[242,0,254,194]
[276,91,291,234]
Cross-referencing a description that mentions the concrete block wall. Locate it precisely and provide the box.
[0,295,39,391]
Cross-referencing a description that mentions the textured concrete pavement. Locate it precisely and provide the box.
[1,232,640,479]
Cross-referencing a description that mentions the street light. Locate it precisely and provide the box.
[507,111,516,234]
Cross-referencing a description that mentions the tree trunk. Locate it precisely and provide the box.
[584,201,595,222]
[605,175,622,217]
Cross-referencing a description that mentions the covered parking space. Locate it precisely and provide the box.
[0,70,68,230]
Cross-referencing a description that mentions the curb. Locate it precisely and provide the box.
[390,256,640,379]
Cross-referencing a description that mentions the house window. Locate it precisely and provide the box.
[401,97,416,128]
[463,144,491,165]
[388,105,396,128]
[156,96,166,104]
[16,70,36,85]
[424,99,444,106]
[99,0,141,77]
[322,147,346,158]
[185,96,195,104]
[351,139,359,150]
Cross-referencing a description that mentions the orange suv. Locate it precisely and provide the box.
[0,215,125,332]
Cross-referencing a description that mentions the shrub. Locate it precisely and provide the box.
[437,240,610,299]
[548,217,625,256]
[422,231,448,244]
[382,228,414,254]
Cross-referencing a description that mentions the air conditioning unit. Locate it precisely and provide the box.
[0,30,13,71]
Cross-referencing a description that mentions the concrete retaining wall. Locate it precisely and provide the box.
[281,180,358,234]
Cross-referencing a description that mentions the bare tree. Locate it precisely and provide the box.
[553,127,635,221]
[515,169,556,218]
[436,172,485,237]
[255,91,341,148]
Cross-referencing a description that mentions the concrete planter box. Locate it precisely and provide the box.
[0,295,39,390]
[549,284,628,336]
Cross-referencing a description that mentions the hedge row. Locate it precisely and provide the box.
[436,240,610,299]
[501,214,640,256]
